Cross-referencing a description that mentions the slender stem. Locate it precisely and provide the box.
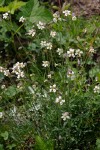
[58,0,62,13]
[13,23,24,36]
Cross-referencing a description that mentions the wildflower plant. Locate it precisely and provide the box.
[0,0,100,149]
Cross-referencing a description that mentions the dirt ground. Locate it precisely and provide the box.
[48,0,100,16]
[69,0,100,16]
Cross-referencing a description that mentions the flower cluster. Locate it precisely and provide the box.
[47,74,52,78]
[19,16,26,23]
[67,48,83,58]
[53,12,61,23]
[0,66,10,76]
[50,31,56,38]
[56,48,63,55]
[75,49,83,57]
[61,112,70,121]
[2,12,9,19]
[42,61,50,67]
[63,10,71,16]
[55,96,65,105]
[12,62,26,79]
[40,41,52,50]
[67,48,75,58]
[89,46,95,53]
[37,21,45,30]
[94,85,100,93]
[27,28,36,37]
[50,84,57,93]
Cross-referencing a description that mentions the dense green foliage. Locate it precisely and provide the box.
[0,0,100,149]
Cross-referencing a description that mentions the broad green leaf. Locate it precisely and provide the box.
[8,0,26,14]
[0,5,8,12]
[1,131,9,140]
[4,85,18,98]
[0,0,26,13]
[19,0,52,23]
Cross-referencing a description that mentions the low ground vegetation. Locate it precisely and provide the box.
[0,0,100,149]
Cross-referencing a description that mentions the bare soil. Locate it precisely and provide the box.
[63,0,100,16]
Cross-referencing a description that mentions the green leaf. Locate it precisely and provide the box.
[35,136,54,150]
[1,131,9,140]
[96,139,100,150]
[4,85,18,98]
[0,0,5,6]
[7,144,16,150]
[19,0,52,23]
[89,67,100,78]
[8,0,26,14]
[0,0,26,13]
[35,136,47,150]
[0,5,8,12]
[0,144,4,150]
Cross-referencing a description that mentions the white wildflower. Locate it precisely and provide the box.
[47,74,52,78]
[57,48,63,55]
[50,31,56,38]
[19,16,26,22]
[40,41,52,50]
[75,49,83,57]
[46,42,52,50]
[0,66,5,72]
[27,29,36,37]
[54,63,59,67]
[53,13,59,18]
[67,48,75,58]
[55,96,65,105]
[12,62,25,79]
[50,84,57,93]
[37,21,45,30]
[0,66,10,76]
[63,10,71,16]
[17,71,25,79]
[4,70,10,76]
[0,112,3,118]
[3,12,9,19]
[1,85,6,89]
[40,41,47,47]
[42,61,50,67]
[61,112,70,121]
[94,85,100,93]
[89,47,95,53]
[53,12,61,23]
[53,18,57,23]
